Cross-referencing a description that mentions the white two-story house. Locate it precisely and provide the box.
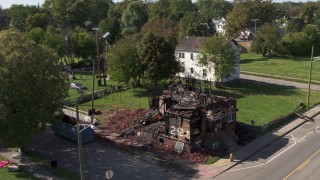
[175,36,240,82]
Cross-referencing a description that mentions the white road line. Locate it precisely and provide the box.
[308,131,313,135]
[228,134,297,172]
[298,135,307,142]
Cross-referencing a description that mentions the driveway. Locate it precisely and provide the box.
[28,126,192,180]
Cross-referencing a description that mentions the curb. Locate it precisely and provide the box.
[212,109,320,178]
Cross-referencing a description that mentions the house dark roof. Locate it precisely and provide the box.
[176,36,206,52]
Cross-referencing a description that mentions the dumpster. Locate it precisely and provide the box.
[52,120,95,144]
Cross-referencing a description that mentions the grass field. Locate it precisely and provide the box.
[0,155,36,180]
[76,79,320,126]
[240,53,320,82]
[67,74,126,100]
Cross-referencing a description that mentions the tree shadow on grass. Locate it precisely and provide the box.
[240,57,269,64]
[216,79,300,99]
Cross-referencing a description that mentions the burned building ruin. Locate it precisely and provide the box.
[152,83,238,153]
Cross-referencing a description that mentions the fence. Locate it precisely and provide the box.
[64,85,127,107]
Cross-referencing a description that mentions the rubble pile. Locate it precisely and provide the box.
[96,108,217,163]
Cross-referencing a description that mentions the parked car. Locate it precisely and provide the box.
[70,83,87,90]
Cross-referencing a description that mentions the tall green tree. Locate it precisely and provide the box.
[121,1,148,35]
[197,0,232,20]
[26,27,45,44]
[7,4,38,31]
[251,24,281,56]
[138,33,179,88]
[148,0,170,19]
[26,12,50,31]
[169,0,195,20]
[141,17,178,46]
[226,0,276,38]
[0,30,68,146]
[278,32,311,56]
[43,26,66,58]
[108,36,143,86]
[73,32,96,58]
[286,18,305,33]
[200,36,238,82]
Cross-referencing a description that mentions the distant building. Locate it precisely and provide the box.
[233,28,255,53]
[175,36,240,82]
[212,17,227,35]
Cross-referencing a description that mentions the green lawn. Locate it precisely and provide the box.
[240,53,320,82]
[0,155,36,180]
[213,80,320,125]
[78,88,150,111]
[77,79,320,126]
[67,74,126,100]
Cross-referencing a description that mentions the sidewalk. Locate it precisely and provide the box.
[240,74,320,91]
[0,147,59,180]
[193,104,320,179]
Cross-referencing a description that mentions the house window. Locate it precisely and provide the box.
[190,68,194,74]
[178,52,185,59]
[191,53,193,60]
[203,69,207,77]
[227,112,234,123]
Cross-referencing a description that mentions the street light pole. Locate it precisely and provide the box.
[102,32,110,86]
[251,19,259,35]
[93,27,101,86]
[307,46,314,108]
[75,100,85,180]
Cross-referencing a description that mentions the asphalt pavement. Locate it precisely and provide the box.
[240,74,320,91]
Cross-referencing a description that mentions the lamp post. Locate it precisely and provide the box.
[251,19,259,35]
[102,32,110,86]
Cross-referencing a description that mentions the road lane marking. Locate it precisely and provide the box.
[283,148,320,180]
[228,134,297,172]
[308,131,313,135]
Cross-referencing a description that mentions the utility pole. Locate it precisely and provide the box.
[76,100,85,180]
[251,19,259,35]
[93,27,101,86]
[307,46,314,108]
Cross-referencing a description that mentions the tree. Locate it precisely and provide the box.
[26,27,45,44]
[148,0,170,19]
[0,30,68,146]
[99,16,121,44]
[73,32,96,58]
[278,32,311,56]
[302,24,320,48]
[0,7,10,30]
[226,0,276,38]
[178,12,213,40]
[141,17,178,46]
[108,36,143,86]
[7,4,38,31]
[199,35,238,82]
[251,24,281,56]
[25,12,50,31]
[138,33,180,89]
[169,0,195,21]
[197,0,232,20]
[43,26,66,58]
[286,18,305,33]
[121,1,148,35]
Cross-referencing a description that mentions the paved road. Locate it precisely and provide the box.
[215,114,320,180]
[240,74,320,91]
[28,126,192,180]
